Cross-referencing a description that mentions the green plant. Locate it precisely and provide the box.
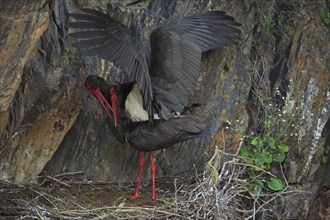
[283,24,292,34]
[320,10,330,25]
[240,114,289,195]
[267,177,285,191]
[260,14,291,37]
[260,16,275,36]
[322,145,329,163]
[246,179,264,196]
[59,47,72,66]
[276,14,293,35]
[240,135,288,169]
[243,0,254,11]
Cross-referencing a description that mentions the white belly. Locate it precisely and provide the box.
[125,84,149,122]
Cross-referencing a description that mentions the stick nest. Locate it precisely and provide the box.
[0,148,298,219]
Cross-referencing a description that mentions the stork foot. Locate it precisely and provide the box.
[131,193,140,199]
[131,151,145,200]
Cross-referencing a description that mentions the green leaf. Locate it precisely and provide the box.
[322,155,328,163]
[275,132,284,138]
[251,137,259,146]
[267,178,285,191]
[320,10,326,17]
[249,168,257,177]
[240,146,251,157]
[209,165,219,185]
[254,180,264,187]
[273,152,286,162]
[260,163,270,170]
[243,0,250,11]
[265,135,276,148]
[255,152,272,166]
[278,15,285,23]
[263,119,271,129]
[278,143,289,153]
[263,152,273,164]
[247,180,264,196]
[255,154,265,166]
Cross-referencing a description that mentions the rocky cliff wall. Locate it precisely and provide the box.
[0,0,328,218]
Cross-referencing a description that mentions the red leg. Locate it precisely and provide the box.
[131,151,145,199]
[150,152,156,200]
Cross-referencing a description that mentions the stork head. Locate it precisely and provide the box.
[84,75,118,128]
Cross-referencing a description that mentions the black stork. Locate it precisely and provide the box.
[68,6,241,200]
[84,75,208,200]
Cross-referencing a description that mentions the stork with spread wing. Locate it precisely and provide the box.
[69,7,241,200]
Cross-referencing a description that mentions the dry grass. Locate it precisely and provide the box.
[0,147,303,219]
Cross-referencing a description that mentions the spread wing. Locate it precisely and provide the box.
[68,8,153,115]
[149,11,241,118]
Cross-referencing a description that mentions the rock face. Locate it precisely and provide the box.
[0,0,328,218]
[0,0,84,182]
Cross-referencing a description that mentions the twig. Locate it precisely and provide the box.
[45,175,71,187]
[54,171,84,178]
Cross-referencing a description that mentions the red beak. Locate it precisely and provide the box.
[89,87,118,128]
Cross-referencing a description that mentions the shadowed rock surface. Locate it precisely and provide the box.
[0,0,84,182]
[0,0,329,218]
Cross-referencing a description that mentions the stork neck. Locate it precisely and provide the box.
[108,109,130,143]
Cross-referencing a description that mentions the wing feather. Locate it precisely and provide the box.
[149,11,241,117]
[70,9,240,120]
[69,8,153,117]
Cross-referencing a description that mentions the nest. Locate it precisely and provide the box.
[0,147,299,219]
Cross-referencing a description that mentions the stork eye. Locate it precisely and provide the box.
[110,87,116,95]
[86,86,93,92]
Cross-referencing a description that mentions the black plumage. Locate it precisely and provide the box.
[84,75,208,200]
[84,75,208,151]
[71,7,241,200]
[69,8,241,120]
